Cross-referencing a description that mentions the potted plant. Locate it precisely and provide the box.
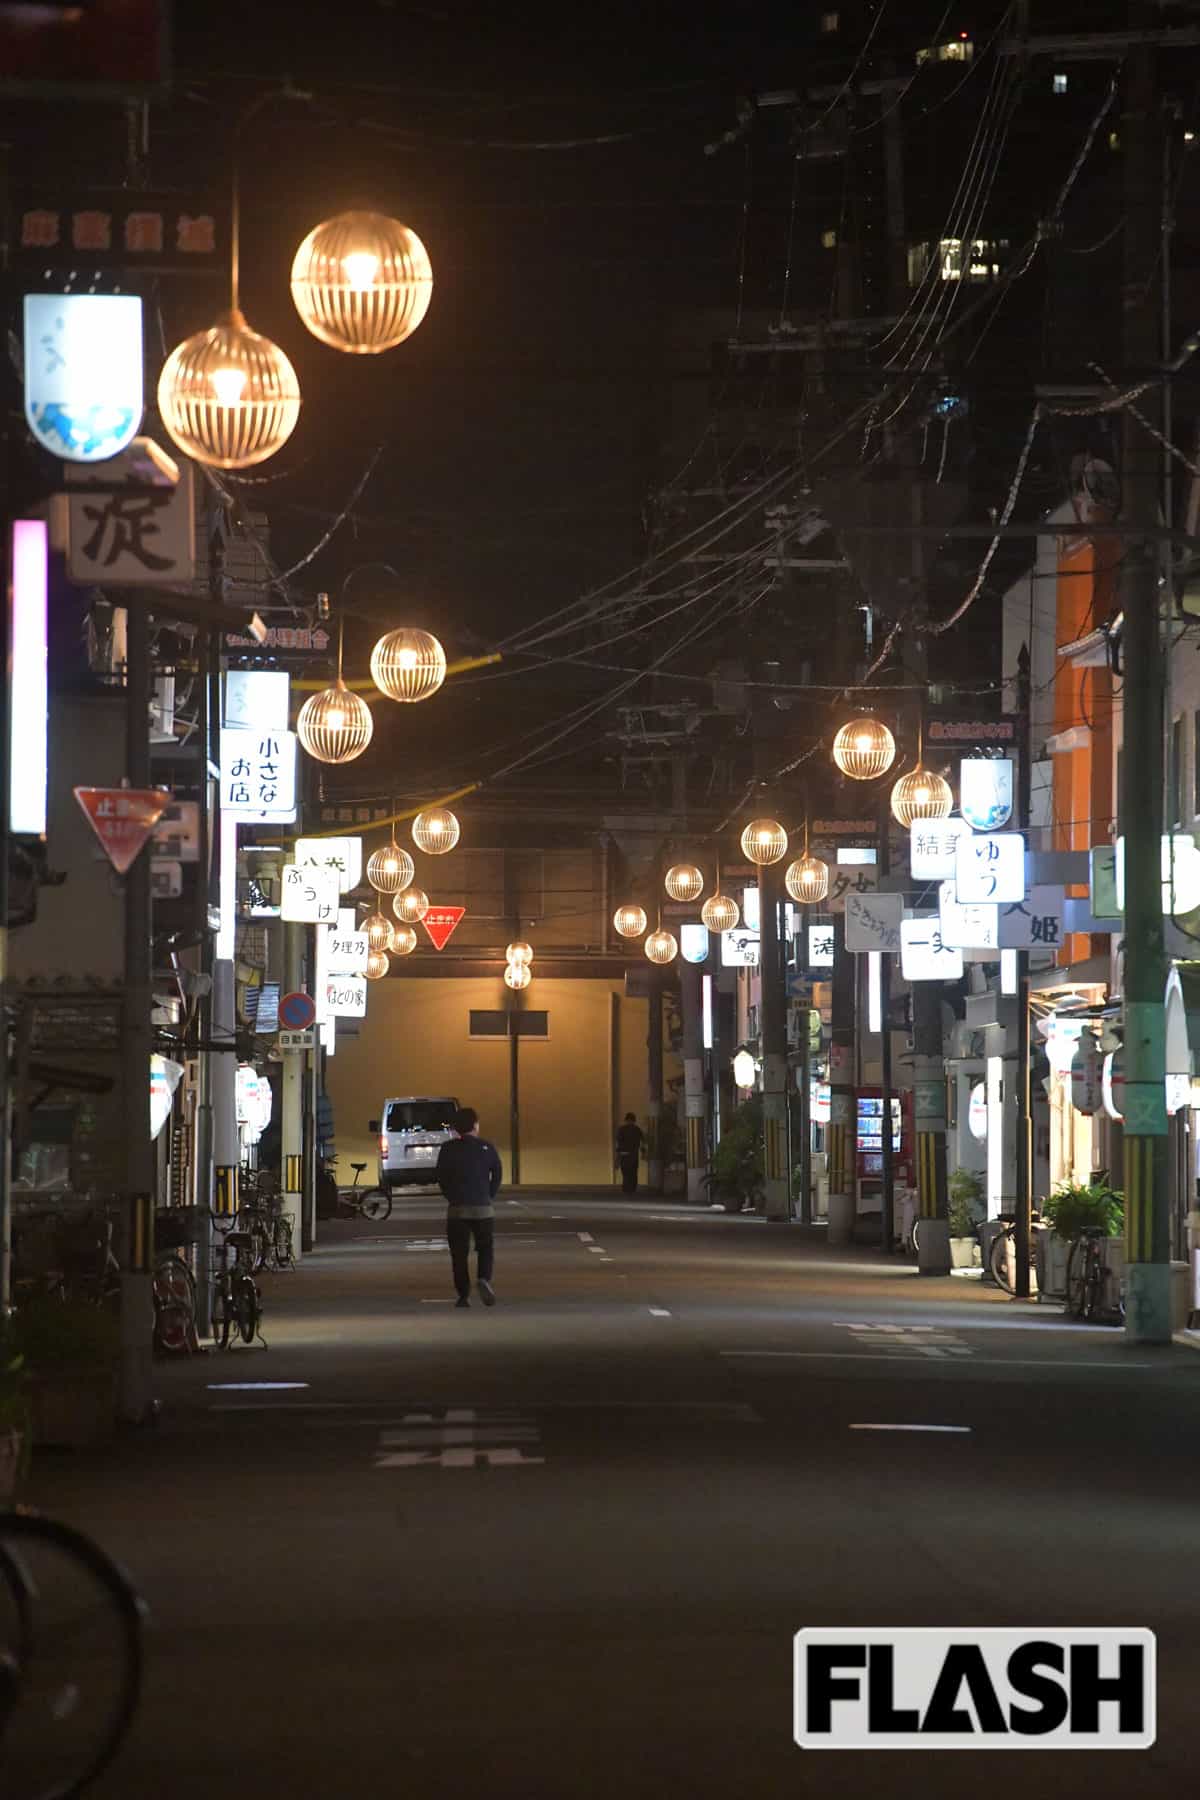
[704,1096,764,1214]
[1041,1178,1124,1311]
[947,1168,983,1269]
[11,1296,120,1449]
[0,1347,31,1500]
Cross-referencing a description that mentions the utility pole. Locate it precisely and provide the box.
[1121,11,1172,1342]
[120,601,155,1421]
[796,925,812,1225]
[827,913,857,1245]
[1014,646,1034,1298]
[878,788,896,1254]
[759,854,790,1222]
[281,920,305,1249]
[680,955,706,1204]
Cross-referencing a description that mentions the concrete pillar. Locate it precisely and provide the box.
[281,919,304,1256]
[759,861,789,1223]
[680,957,707,1204]
[827,915,857,1245]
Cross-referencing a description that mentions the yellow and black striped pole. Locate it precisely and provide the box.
[214,1165,239,1218]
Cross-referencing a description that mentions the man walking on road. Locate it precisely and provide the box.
[615,1113,643,1195]
[436,1105,503,1307]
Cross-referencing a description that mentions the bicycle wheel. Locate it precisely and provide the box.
[1065,1239,1087,1318]
[152,1256,194,1311]
[272,1217,295,1270]
[989,1228,1014,1293]
[1084,1248,1107,1323]
[360,1187,392,1223]
[236,1279,260,1346]
[211,1284,232,1350]
[0,1510,145,1800]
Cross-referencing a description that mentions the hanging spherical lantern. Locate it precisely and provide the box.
[391,924,418,957]
[701,892,740,933]
[366,842,414,893]
[393,886,429,925]
[412,807,460,855]
[365,949,390,981]
[832,716,897,781]
[157,309,301,470]
[506,940,533,966]
[664,863,705,903]
[296,678,374,765]
[290,211,433,355]
[644,928,679,965]
[504,961,532,991]
[891,766,954,829]
[369,628,446,704]
[785,854,830,906]
[741,818,788,866]
[363,910,395,954]
[613,904,647,939]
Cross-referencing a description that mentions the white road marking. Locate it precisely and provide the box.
[372,1406,545,1469]
[206,1382,310,1391]
[719,1351,1161,1369]
[648,1307,672,1317]
[844,1324,972,1358]
[578,1232,594,1243]
[420,1298,455,1304]
[587,1245,606,1255]
[849,1423,972,1434]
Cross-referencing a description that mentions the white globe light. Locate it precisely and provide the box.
[740,819,788,866]
[644,929,678,965]
[613,905,647,939]
[366,843,414,894]
[504,961,531,990]
[664,863,704,903]
[701,892,739,933]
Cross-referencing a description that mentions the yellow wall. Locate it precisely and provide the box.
[326,975,652,1188]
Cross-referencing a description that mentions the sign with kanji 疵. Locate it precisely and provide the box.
[325,976,368,1019]
[937,881,999,952]
[66,457,195,586]
[279,864,339,925]
[909,816,969,883]
[326,932,369,976]
[844,891,902,954]
[219,729,297,821]
[900,917,964,982]
[825,866,879,914]
[24,293,143,463]
[295,836,363,894]
[998,886,1066,950]
[807,925,835,968]
[74,785,171,875]
[954,831,1026,904]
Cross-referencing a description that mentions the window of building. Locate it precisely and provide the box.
[1053,73,1068,95]
[908,236,1010,285]
[1171,716,1184,827]
[469,1009,549,1039]
[821,228,837,249]
[916,37,974,68]
[820,10,839,30]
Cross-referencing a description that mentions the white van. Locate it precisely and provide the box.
[369,1096,460,1192]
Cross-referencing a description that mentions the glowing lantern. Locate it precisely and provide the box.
[613,905,647,939]
[785,854,830,905]
[741,819,788,866]
[504,961,531,990]
[364,949,390,981]
[369,628,446,704]
[366,841,414,894]
[891,767,953,828]
[506,941,533,965]
[412,807,460,854]
[701,892,740,933]
[644,929,678,965]
[665,863,704,903]
[391,924,418,956]
[363,911,394,954]
[832,716,896,781]
[393,887,429,924]
[157,310,301,470]
[290,211,433,354]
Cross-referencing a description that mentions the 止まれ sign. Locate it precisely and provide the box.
[422,907,465,952]
[74,785,171,875]
[793,1626,1155,1751]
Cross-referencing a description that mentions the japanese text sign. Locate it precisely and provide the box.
[909,816,969,883]
[294,835,363,894]
[938,881,999,951]
[225,670,290,733]
[955,831,1026,904]
[844,891,902,954]
[324,977,367,1019]
[807,925,835,968]
[280,864,339,925]
[326,932,369,976]
[998,886,1066,950]
[825,866,878,914]
[67,461,194,586]
[422,906,465,952]
[24,293,142,463]
[219,728,297,821]
[15,192,220,272]
[900,917,965,982]
[74,785,171,875]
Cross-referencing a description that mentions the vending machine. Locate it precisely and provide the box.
[856,1089,913,1184]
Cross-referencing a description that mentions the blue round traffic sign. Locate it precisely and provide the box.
[279,990,316,1030]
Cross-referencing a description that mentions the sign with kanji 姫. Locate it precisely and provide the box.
[67,460,194,585]
[74,785,171,874]
[422,907,465,952]
[279,864,339,925]
[998,887,1066,950]
[219,729,297,821]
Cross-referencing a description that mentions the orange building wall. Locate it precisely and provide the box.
[1053,531,1118,963]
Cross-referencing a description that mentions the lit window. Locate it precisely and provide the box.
[1053,73,1068,95]
[820,11,839,30]
[821,228,837,249]
[916,38,974,68]
[929,237,1008,283]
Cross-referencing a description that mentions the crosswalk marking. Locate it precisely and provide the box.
[843,1324,973,1358]
[372,1407,545,1469]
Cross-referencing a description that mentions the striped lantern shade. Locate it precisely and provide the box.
[785,854,830,906]
[391,924,418,956]
[613,904,647,939]
[506,940,534,966]
[701,892,739,933]
[504,961,531,990]
[290,212,433,354]
[664,863,704,903]
[365,949,390,981]
[296,679,374,765]
[363,910,395,954]
[891,767,953,828]
[157,309,301,470]
[370,628,446,704]
[740,819,788,866]
[412,807,460,854]
[644,929,678,965]
[832,716,896,781]
[393,887,429,924]
[366,843,414,894]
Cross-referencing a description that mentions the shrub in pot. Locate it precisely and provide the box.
[704,1096,764,1214]
[1042,1180,1124,1242]
[10,1296,120,1449]
[947,1169,983,1266]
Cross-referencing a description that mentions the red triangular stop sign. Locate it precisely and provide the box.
[74,786,172,875]
[422,905,465,952]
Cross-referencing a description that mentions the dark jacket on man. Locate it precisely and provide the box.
[436,1134,503,1220]
[615,1120,643,1159]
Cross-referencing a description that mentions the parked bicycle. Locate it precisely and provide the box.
[208,1212,265,1350]
[987,1210,1043,1293]
[0,1509,145,1799]
[236,1172,295,1273]
[339,1161,392,1223]
[151,1254,198,1356]
[1066,1226,1125,1323]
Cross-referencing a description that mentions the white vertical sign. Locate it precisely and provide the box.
[280,863,340,924]
[938,881,999,951]
[900,917,964,981]
[954,832,1026,904]
[9,520,48,837]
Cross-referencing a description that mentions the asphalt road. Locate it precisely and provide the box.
[23,1195,1200,1798]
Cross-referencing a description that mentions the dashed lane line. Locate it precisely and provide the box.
[649,1307,672,1317]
